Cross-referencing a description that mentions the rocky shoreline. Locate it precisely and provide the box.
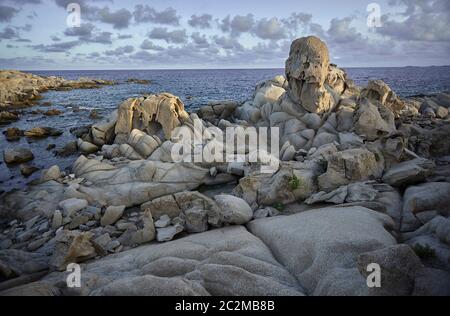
[0,36,450,296]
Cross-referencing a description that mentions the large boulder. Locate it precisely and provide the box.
[3,148,34,164]
[114,93,190,142]
[285,36,333,113]
[70,156,209,207]
[354,99,396,141]
[6,226,304,296]
[318,148,382,191]
[248,206,396,295]
[382,158,435,187]
[403,182,450,215]
[360,80,405,117]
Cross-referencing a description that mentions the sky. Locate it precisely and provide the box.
[0,0,449,69]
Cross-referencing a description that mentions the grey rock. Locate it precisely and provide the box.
[101,205,125,226]
[156,224,184,242]
[357,244,423,296]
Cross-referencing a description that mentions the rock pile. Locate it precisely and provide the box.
[1,36,450,296]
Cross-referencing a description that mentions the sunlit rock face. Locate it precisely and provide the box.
[285,36,333,114]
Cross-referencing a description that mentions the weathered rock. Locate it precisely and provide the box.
[77,138,98,154]
[382,158,435,186]
[248,206,396,295]
[318,148,382,191]
[141,195,181,220]
[58,198,88,217]
[72,156,208,208]
[101,206,125,226]
[52,210,63,229]
[354,98,396,141]
[3,127,24,141]
[403,182,450,215]
[41,165,61,182]
[131,209,155,245]
[114,93,190,141]
[20,163,39,177]
[50,231,96,271]
[360,80,404,116]
[357,244,423,296]
[154,215,171,228]
[3,148,34,164]
[156,224,184,242]
[127,129,161,158]
[285,36,333,113]
[24,127,63,138]
[213,194,253,225]
[184,208,208,233]
[91,111,117,146]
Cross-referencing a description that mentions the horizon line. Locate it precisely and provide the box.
[16,65,450,72]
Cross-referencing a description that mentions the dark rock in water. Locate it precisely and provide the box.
[126,78,151,84]
[40,101,52,106]
[3,127,24,141]
[43,109,63,116]
[0,111,19,125]
[70,125,91,138]
[46,143,56,151]
[24,127,63,138]
[57,141,78,157]
[20,163,39,177]
[89,110,101,119]
[3,148,34,164]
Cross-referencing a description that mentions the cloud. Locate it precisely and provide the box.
[188,14,213,28]
[219,14,254,35]
[0,5,18,22]
[0,27,18,39]
[97,7,132,29]
[104,45,134,56]
[377,0,450,42]
[64,23,95,37]
[191,32,209,48]
[213,35,243,50]
[148,27,187,44]
[63,23,112,44]
[140,39,164,51]
[253,17,286,40]
[31,40,81,52]
[133,5,180,26]
[118,33,133,39]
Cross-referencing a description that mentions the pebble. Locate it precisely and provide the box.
[155,215,171,228]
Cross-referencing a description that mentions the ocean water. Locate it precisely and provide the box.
[1,67,449,192]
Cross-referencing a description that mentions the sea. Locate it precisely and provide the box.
[1,67,449,192]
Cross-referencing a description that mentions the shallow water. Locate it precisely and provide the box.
[1,67,449,192]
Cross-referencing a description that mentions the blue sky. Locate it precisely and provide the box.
[0,0,449,69]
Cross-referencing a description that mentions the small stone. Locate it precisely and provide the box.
[25,215,40,230]
[41,165,61,182]
[27,237,49,251]
[93,233,111,248]
[58,198,88,217]
[101,205,125,226]
[156,224,184,242]
[154,215,171,228]
[52,210,63,229]
[20,163,39,177]
[69,215,90,230]
[210,167,218,177]
[106,240,120,252]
